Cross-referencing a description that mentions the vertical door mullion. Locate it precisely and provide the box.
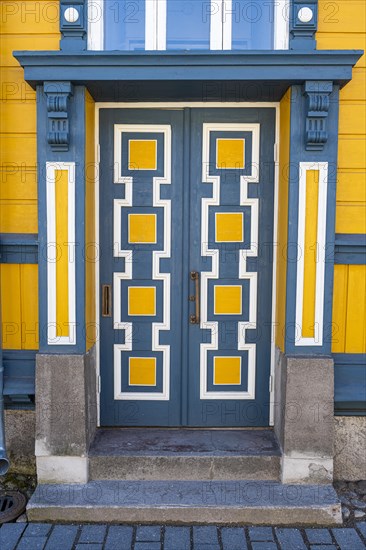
[156,0,167,50]
[145,0,157,49]
[210,0,224,50]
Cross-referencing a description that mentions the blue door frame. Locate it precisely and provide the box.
[99,107,276,427]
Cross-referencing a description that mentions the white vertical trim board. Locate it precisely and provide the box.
[295,161,328,347]
[46,162,76,345]
[87,0,103,50]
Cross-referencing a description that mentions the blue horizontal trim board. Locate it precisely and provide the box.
[334,234,366,265]
[14,51,363,95]
[0,233,38,264]
[2,349,36,409]
[334,354,366,416]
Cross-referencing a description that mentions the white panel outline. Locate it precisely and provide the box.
[87,0,288,50]
[200,123,259,399]
[215,211,244,242]
[295,162,328,347]
[95,101,279,427]
[113,124,171,400]
[128,357,157,386]
[128,213,158,244]
[213,356,242,385]
[128,139,158,170]
[46,162,76,345]
[214,285,243,315]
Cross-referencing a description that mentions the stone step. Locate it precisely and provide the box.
[27,480,342,526]
[89,428,281,481]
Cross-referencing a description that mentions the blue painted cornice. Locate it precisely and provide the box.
[14,50,363,99]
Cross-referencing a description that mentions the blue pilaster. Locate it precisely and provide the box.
[60,0,87,51]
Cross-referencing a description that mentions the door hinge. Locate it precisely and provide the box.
[274,143,279,163]
[97,375,101,394]
[269,375,274,393]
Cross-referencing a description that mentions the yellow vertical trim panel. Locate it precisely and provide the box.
[345,265,366,353]
[0,264,22,349]
[332,265,348,353]
[20,264,39,349]
[55,170,69,338]
[275,89,291,351]
[129,357,156,386]
[302,170,319,338]
[85,90,96,350]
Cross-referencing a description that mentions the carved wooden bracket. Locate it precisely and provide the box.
[303,81,333,151]
[44,82,73,152]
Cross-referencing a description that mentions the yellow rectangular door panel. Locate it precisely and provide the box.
[216,139,245,169]
[128,140,157,170]
[215,213,243,242]
[214,357,241,385]
[129,357,156,386]
[128,287,156,316]
[128,214,157,243]
[214,285,242,315]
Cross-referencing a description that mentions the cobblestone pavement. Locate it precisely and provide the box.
[1,522,366,550]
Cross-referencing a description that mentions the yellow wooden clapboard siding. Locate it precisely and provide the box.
[316,34,366,67]
[338,136,366,169]
[275,89,291,351]
[0,201,38,233]
[318,1,366,33]
[0,1,59,34]
[336,203,366,234]
[0,102,36,133]
[1,35,59,66]
[340,69,366,101]
[345,265,366,353]
[339,104,366,135]
[0,68,36,101]
[0,135,37,167]
[85,90,96,350]
[336,171,366,203]
[0,264,22,349]
[0,169,37,200]
[332,265,348,353]
[20,264,39,349]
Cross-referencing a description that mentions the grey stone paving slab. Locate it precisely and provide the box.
[249,527,274,541]
[193,525,219,546]
[306,528,333,544]
[104,525,134,550]
[16,536,48,550]
[78,524,107,543]
[0,523,26,550]
[251,543,277,550]
[23,523,52,537]
[356,522,366,538]
[75,545,103,550]
[221,527,247,549]
[275,528,307,549]
[135,525,161,541]
[134,543,161,550]
[164,526,191,550]
[332,527,365,550]
[44,525,79,550]
[309,546,337,550]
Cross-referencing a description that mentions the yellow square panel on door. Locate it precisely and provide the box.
[128,287,156,316]
[214,357,241,385]
[128,214,157,243]
[216,139,245,169]
[129,357,156,386]
[128,140,157,170]
[214,285,242,315]
[215,212,244,242]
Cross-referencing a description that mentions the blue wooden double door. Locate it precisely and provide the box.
[99,107,276,427]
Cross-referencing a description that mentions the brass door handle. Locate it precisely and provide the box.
[190,271,200,324]
[102,284,112,317]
